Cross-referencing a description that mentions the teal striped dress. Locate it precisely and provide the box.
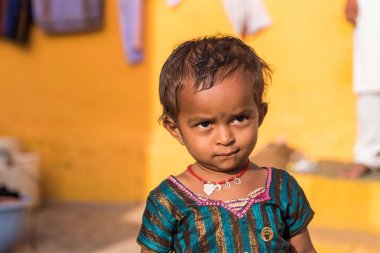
[137,168,314,253]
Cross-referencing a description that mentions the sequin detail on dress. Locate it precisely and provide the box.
[197,187,265,212]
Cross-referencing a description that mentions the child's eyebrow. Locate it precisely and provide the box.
[231,108,255,116]
[186,116,213,125]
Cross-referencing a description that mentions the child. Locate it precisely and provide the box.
[137,35,316,253]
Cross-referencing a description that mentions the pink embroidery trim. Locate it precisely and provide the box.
[168,168,272,219]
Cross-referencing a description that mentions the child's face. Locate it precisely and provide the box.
[166,70,267,172]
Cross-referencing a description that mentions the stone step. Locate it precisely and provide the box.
[294,172,380,235]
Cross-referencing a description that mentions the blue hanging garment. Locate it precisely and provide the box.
[118,0,144,64]
[0,0,32,44]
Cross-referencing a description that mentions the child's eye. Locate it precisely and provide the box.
[234,115,248,122]
[197,121,211,128]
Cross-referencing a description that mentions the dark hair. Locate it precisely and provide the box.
[159,35,271,124]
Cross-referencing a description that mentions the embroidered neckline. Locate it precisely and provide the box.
[196,187,266,213]
[168,168,272,219]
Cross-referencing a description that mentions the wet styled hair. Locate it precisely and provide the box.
[159,35,271,124]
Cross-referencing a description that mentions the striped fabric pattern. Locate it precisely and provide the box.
[137,168,314,253]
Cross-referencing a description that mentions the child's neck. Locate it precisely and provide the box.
[187,162,249,196]
[194,161,249,176]
[177,162,268,201]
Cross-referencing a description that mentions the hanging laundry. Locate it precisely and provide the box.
[0,0,6,37]
[222,0,272,37]
[32,0,104,34]
[166,0,181,8]
[118,0,143,64]
[0,0,32,44]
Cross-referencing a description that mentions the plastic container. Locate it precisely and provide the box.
[0,196,29,253]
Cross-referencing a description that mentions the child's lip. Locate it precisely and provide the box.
[216,150,239,156]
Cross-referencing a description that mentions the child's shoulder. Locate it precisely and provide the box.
[268,167,301,187]
[147,176,175,198]
[270,167,293,178]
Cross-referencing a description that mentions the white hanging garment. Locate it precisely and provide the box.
[353,0,380,94]
[222,0,272,36]
[166,0,181,8]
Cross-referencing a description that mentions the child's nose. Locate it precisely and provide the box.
[215,126,235,145]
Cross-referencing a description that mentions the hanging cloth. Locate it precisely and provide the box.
[0,0,6,36]
[166,0,181,8]
[353,0,380,94]
[32,0,104,34]
[222,0,272,37]
[118,0,144,64]
[0,0,32,44]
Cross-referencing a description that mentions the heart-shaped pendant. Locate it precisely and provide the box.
[203,183,216,196]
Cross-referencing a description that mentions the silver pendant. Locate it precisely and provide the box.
[233,177,241,185]
[203,183,216,196]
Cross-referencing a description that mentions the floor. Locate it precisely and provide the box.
[12,202,144,253]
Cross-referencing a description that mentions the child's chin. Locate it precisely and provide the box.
[213,158,247,170]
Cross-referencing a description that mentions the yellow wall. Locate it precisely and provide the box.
[0,0,354,201]
[0,0,153,202]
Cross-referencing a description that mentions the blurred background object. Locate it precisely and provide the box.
[0,0,33,45]
[32,0,104,34]
[0,193,30,253]
[0,137,40,208]
[0,137,37,253]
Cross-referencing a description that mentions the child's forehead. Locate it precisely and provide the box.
[182,69,252,93]
[179,77,254,105]
[177,77,259,117]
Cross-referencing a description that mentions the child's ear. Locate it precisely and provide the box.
[258,103,268,127]
[163,117,184,145]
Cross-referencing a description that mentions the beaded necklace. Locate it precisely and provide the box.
[187,161,250,196]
